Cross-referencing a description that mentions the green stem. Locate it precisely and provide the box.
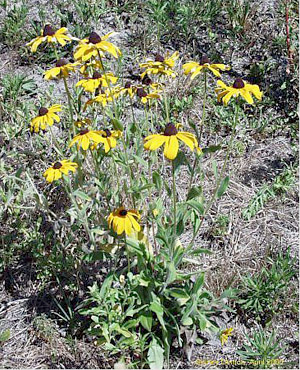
[172,161,177,237]
[187,71,207,196]
[63,76,75,136]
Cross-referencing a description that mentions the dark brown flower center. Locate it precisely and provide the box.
[53,162,62,169]
[155,54,164,62]
[92,71,102,79]
[124,81,131,88]
[200,55,210,65]
[233,78,245,89]
[79,129,89,135]
[103,129,112,137]
[137,88,147,98]
[88,31,101,44]
[39,107,48,116]
[43,25,55,36]
[142,75,152,86]
[56,58,68,67]
[164,123,178,136]
[119,209,128,216]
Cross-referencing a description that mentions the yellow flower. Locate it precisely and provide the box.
[108,207,141,236]
[120,81,136,99]
[136,88,161,104]
[140,52,179,79]
[183,56,230,79]
[76,71,118,93]
[215,78,263,105]
[30,104,62,132]
[144,123,200,160]
[69,129,102,150]
[79,59,104,76]
[85,91,114,109]
[43,160,78,183]
[44,59,78,80]
[220,328,233,346]
[74,31,121,62]
[91,129,122,153]
[74,118,92,128]
[26,25,72,52]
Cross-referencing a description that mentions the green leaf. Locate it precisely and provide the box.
[0,329,10,343]
[140,312,153,332]
[148,338,164,370]
[217,176,230,198]
[111,118,124,131]
[73,190,92,202]
[153,171,162,191]
[192,272,205,296]
[189,248,212,256]
[202,145,221,154]
[186,199,204,215]
[187,186,202,200]
[182,317,193,326]
[212,160,218,178]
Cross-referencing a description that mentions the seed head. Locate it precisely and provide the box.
[233,78,245,89]
[164,123,178,136]
[56,58,68,67]
[79,129,89,135]
[137,88,147,98]
[53,162,62,169]
[43,25,55,36]
[88,31,101,44]
[92,71,102,79]
[39,107,48,116]
[200,55,210,65]
[155,54,164,62]
[119,209,128,216]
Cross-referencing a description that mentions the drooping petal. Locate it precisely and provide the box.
[163,136,179,160]
[177,132,196,151]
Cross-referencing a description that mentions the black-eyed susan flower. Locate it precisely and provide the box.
[108,207,141,236]
[85,90,114,109]
[215,78,263,105]
[76,71,118,93]
[120,81,136,99]
[44,59,78,80]
[74,31,121,62]
[30,105,62,132]
[140,51,179,79]
[27,25,72,52]
[69,129,102,150]
[79,59,104,76]
[43,160,78,183]
[136,88,161,104]
[92,129,122,153]
[220,328,233,346]
[74,118,92,128]
[183,56,230,79]
[144,123,200,160]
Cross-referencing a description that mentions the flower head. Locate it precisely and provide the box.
[144,123,200,160]
[74,31,121,62]
[43,160,78,183]
[183,56,230,79]
[74,118,92,128]
[108,207,141,236]
[76,71,118,93]
[136,88,161,104]
[44,59,78,80]
[140,51,179,79]
[30,104,62,132]
[27,25,72,52]
[220,328,233,346]
[91,129,122,153]
[69,129,102,150]
[215,78,263,105]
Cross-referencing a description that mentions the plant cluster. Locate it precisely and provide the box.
[18,21,264,367]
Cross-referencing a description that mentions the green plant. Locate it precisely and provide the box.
[242,165,297,220]
[237,328,284,369]
[212,214,230,236]
[0,329,10,345]
[237,248,297,323]
[80,241,235,368]
[0,2,29,46]
[0,73,37,102]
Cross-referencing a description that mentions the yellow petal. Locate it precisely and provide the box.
[164,136,179,160]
